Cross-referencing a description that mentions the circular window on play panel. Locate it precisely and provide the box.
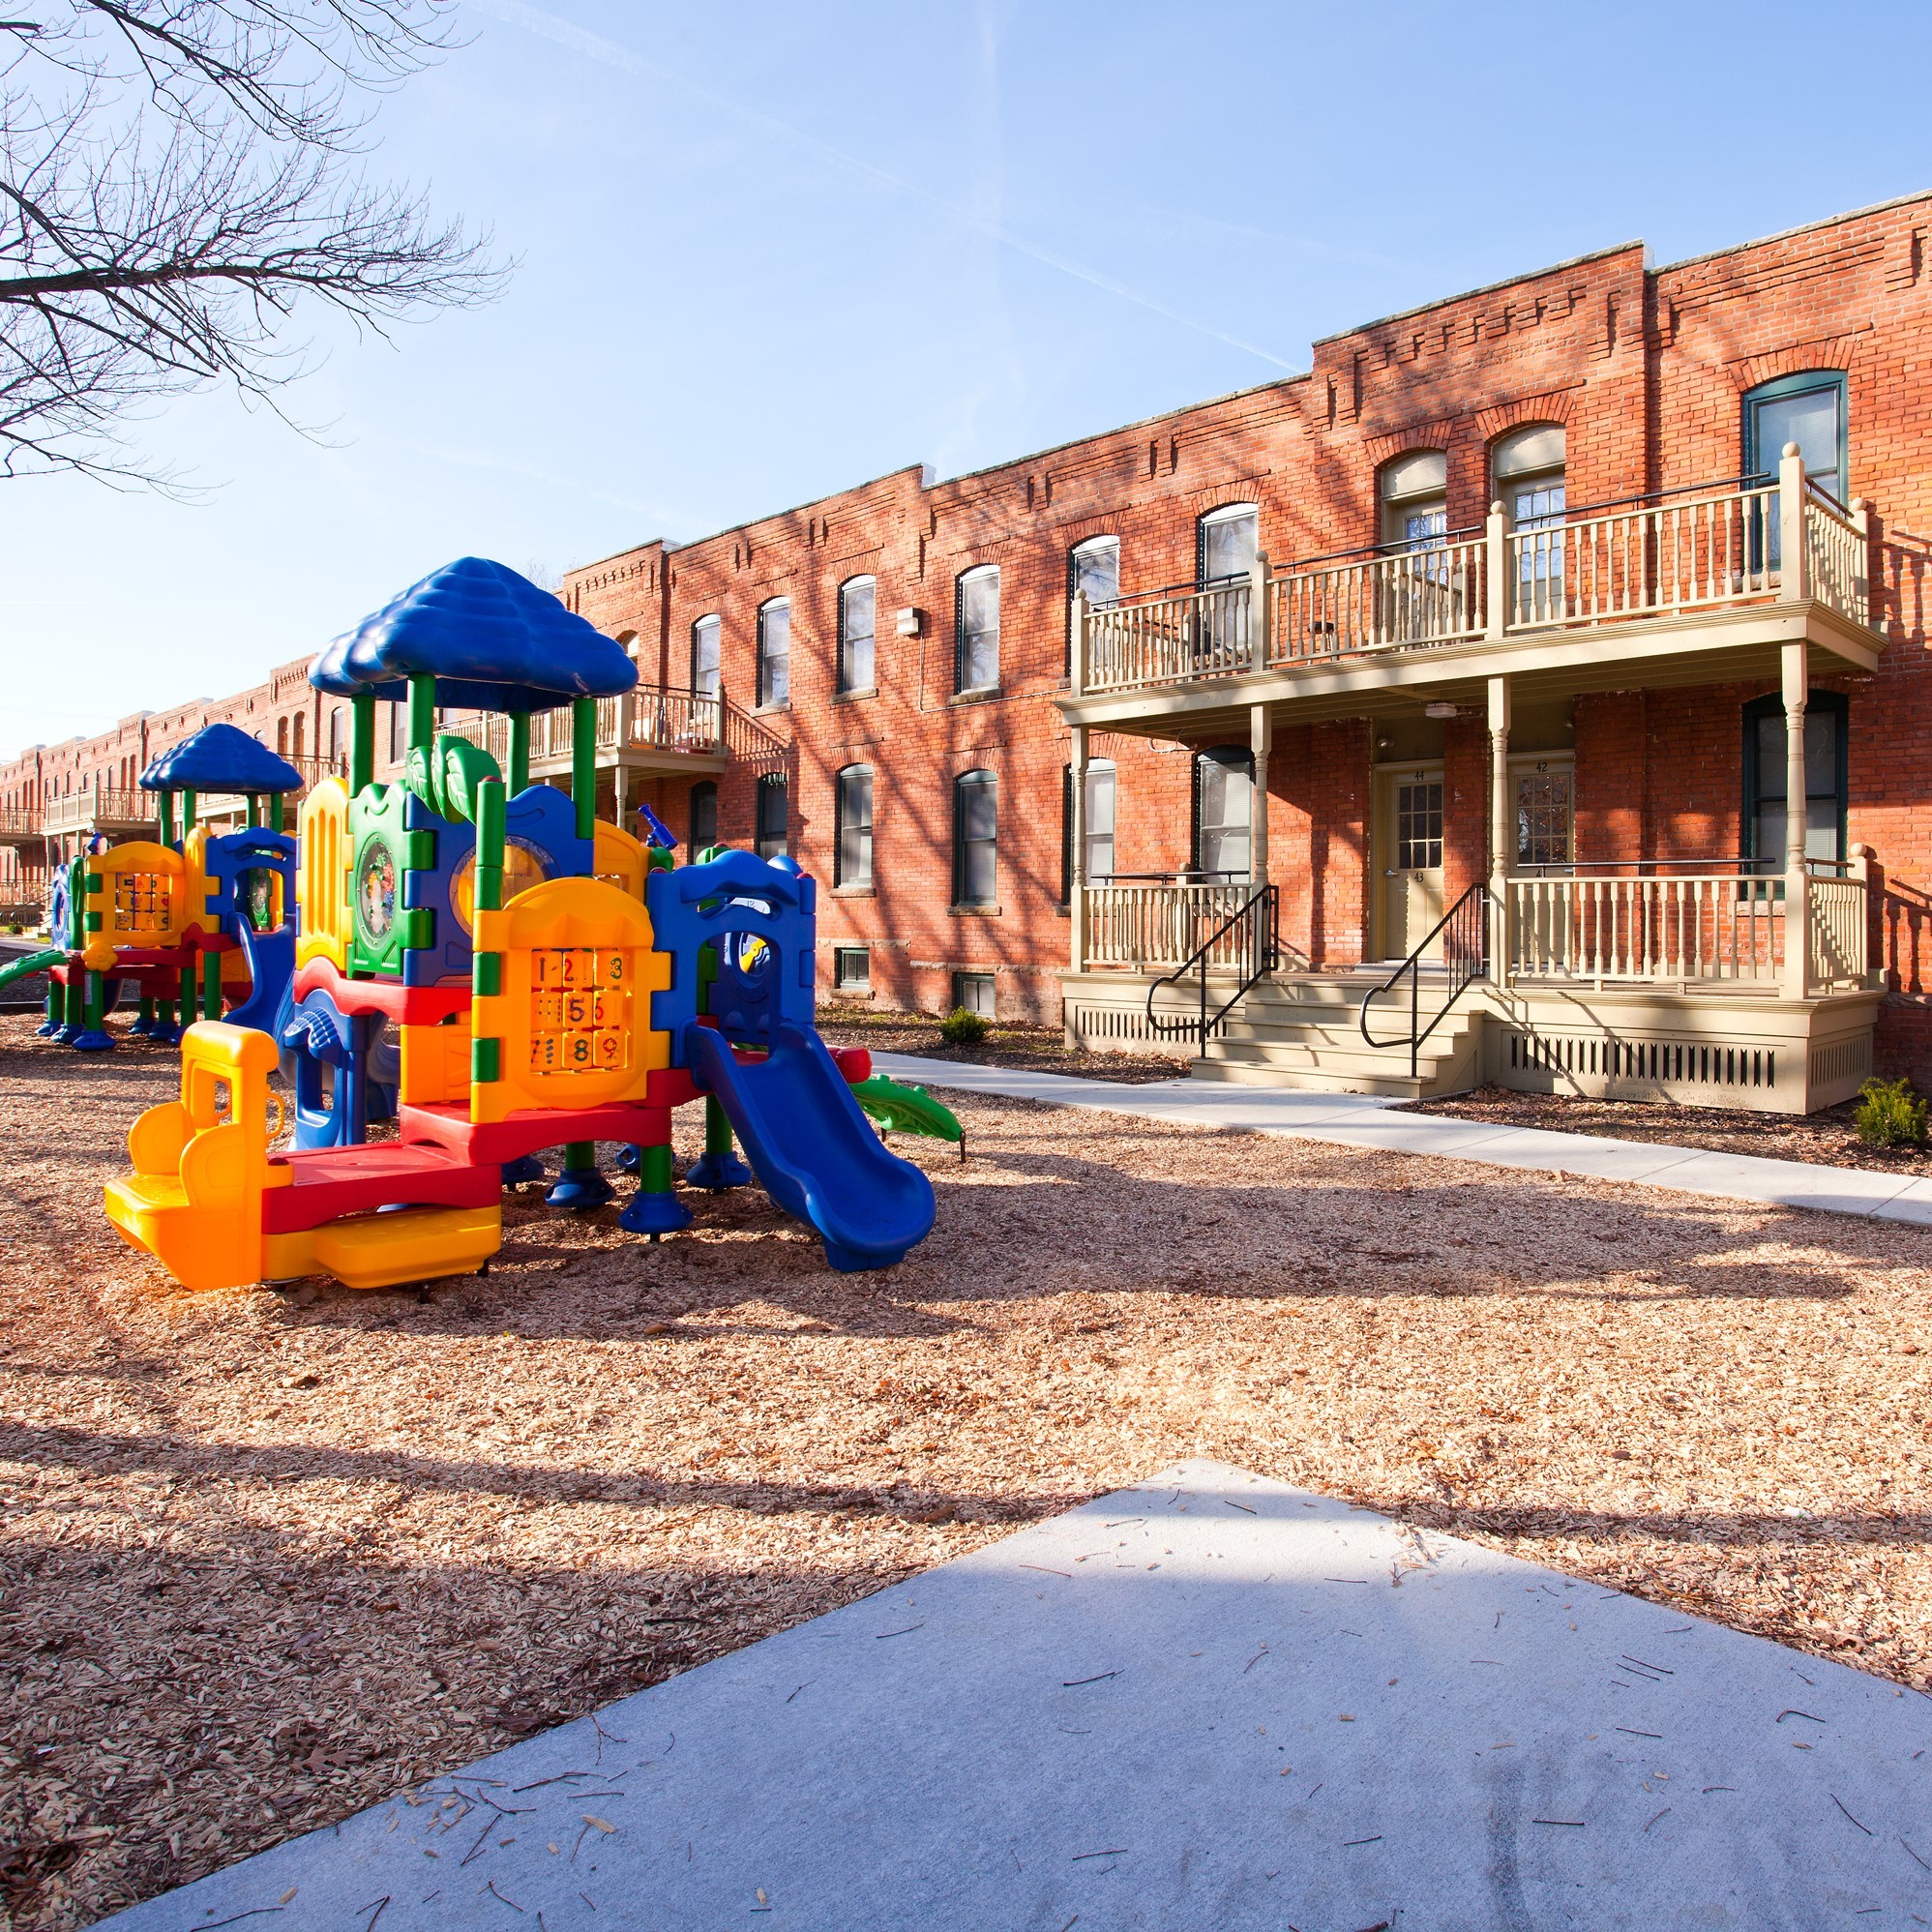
[449,837,550,938]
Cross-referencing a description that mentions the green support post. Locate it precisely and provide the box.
[66,970,85,1030]
[571,697,595,841]
[408,675,436,755]
[270,791,284,833]
[246,792,260,829]
[508,712,531,795]
[350,694,375,793]
[201,951,222,1021]
[181,788,196,827]
[86,971,104,1029]
[470,778,505,1089]
[158,790,174,849]
[179,961,195,1026]
[137,994,154,1030]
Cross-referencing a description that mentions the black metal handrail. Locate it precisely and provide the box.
[1144,883,1279,1055]
[1359,882,1490,1078]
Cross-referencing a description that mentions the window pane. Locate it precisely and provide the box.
[960,571,999,689]
[957,773,996,903]
[1202,509,1258,583]
[1085,764,1115,879]
[693,616,721,698]
[1197,753,1253,877]
[838,767,874,887]
[1073,539,1119,609]
[841,580,876,693]
[756,778,787,858]
[1755,386,1842,496]
[758,603,790,706]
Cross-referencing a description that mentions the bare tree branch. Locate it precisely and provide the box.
[1,1,506,487]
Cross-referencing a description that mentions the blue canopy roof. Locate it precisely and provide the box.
[311,556,639,714]
[140,722,304,794]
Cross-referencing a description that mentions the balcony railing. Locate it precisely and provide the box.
[1074,451,1873,698]
[473,686,728,766]
[1084,880,1263,968]
[45,788,158,835]
[0,809,43,839]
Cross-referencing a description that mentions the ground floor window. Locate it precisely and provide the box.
[1193,746,1253,879]
[1515,761,1574,869]
[688,779,717,853]
[1742,691,1847,871]
[836,764,874,887]
[755,773,788,860]
[953,970,995,1017]
[954,769,997,906]
[834,946,870,991]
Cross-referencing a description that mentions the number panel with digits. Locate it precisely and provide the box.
[527,946,631,1077]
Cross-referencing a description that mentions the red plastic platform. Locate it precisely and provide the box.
[262,1142,501,1234]
[401,1099,679,1164]
[293,956,473,1025]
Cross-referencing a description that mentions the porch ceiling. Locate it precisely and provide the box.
[1059,599,1883,743]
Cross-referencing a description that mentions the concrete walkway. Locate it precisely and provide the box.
[101,1462,1932,1929]
[874,1054,1932,1228]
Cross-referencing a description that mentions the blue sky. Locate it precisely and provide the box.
[9,0,1932,755]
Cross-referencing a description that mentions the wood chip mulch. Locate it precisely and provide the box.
[815,1003,1190,1084]
[1409,1083,1932,1176]
[3,1013,1930,1928]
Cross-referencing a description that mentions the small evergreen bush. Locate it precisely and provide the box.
[939,1006,991,1046]
[1856,1076,1929,1150]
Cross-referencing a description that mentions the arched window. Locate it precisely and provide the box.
[757,598,790,707]
[953,768,997,907]
[1744,370,1847,502]
[1069,534,1120,609]
[291,712,305,760]
[1061,757,1116,901]
[688,779,718,852]
[1193,747,1253,880]
[755,771,788,858]
[692,614,722,699]
[1198,503,1258,585]
[328,707,343,762]
[835,764,874,887]
[839,578,877,695]
[1494,425,1566,619]
[1379,452,1446,550]
[276,717,289,757]
[1742,691,1848,873]
[956,566,1000,693]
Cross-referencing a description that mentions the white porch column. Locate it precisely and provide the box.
[1484,499,1509,640]
[1249,703,1272,894]
[1068,723,1089,974]
[1069,590,1088,696]
[1782,639,1809,999]
[611,763,628,832]
[1778,441,1810,599]
[1488,674,1512,989]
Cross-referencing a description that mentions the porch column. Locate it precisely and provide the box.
[1782,639,1809,1000]
[1068,723,1089,975]
[1249,703,1272,894]
[1488,674,1512,989]
[612,763,628,833]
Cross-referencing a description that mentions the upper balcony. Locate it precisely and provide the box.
[0,807,44,849]
[45,787,158,839]
[1065,456,1884,730]
[472,684,786,777]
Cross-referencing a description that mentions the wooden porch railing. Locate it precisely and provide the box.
[475,686,729,764]
[1084,880,1259,968]
[1073,450,1873,698]
[44,788,157,834]
[0,809,43,838]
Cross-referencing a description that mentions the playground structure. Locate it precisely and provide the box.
[0,723,305,1051]
[105,557,957,1293]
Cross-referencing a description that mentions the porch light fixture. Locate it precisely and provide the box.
[895,607,922,637]
[1424,701,1460,720]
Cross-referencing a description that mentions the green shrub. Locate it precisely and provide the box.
[938,1006,991,1047]
[1856,1076,1929,1149]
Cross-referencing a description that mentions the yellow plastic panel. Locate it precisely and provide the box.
[593,819,649,898]
[400,1016,473,1106]
[101,1022,282,1291]
[181,827,214,936]
[295,777,351,972]
[310,1204,501,1290]
[82,840,188,970]
[470,877,669,1125]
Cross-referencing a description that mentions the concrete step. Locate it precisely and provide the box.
[1198,1036,1467,1086]
[1184,1057,1436,1099]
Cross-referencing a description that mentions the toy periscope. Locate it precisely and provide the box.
[103,557,959,1294]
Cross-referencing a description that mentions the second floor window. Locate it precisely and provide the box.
[1070,535,1120,609]
[1745,370,1847,504]
[1380,452,1447,551]
[692,614,722,699]
[954,768,996,906]
[328,707,343,760]
[957,565,1000,693]
[1198,503,1258,584]
[836,763,874,887]
[839,578,876,694]
[758,599,790,707]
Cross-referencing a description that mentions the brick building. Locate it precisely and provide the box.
[11,193,1932,1108]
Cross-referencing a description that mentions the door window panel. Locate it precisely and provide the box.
[1395,781,1443,872]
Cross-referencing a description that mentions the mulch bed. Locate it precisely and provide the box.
[1409,1084,1932,1176]
[3,1013,1931,1927]
[815,1003,1190,1084]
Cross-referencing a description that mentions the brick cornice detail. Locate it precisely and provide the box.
[1723,328,1872,390]
[1473,384,1582,439]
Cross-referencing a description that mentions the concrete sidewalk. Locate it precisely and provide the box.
[874,1054,1932,1227]
[100,1462,1932,1929]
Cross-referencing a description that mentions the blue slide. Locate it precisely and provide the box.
[683,1020,936,1272]
[225,922,296,1036]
